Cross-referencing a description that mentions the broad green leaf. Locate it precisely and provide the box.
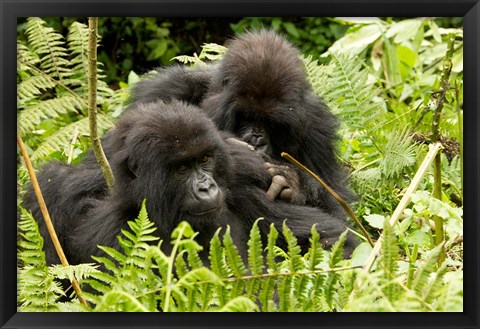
[404,230,431,246]
[328,24,383,56]
[364,214,386,229]
[386,19,424,44]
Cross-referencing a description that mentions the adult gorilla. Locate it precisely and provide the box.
[23,100,358,266]
[128,30,355,218]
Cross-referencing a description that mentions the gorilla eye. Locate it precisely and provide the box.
[177,164,189,173]
[200,155,210,164]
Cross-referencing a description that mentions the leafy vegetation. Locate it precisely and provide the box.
[17,17,463,312]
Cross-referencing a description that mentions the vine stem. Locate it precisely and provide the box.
[281,152,375,247]
[430,33,455,265]
[17,134,88,307]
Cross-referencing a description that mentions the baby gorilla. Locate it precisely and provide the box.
[24,100,358,266]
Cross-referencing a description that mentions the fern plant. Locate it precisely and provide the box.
[68,203,354,312]
[303,53,385,130]
[343,218,462,312]
[17,208,64,311]
[18,200,462,312]
[17,17,126,163]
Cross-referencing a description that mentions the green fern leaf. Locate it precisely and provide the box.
[411,243,443,297]
[324,231,348,309]
[247,219,264,275]
[218,296,258,312]
[380,128,417,178]
[303,54,384,129]
[223,227,247,298]
[17,208,63,311]
[380,218,400,301]
[25,17,71,80]
[49,263,100,283]
[223,227,248,277]
[18,95,86,135]
[17,75,56,102]
[30,113,114,162]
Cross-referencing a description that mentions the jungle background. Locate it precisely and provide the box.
[16,17,463,312]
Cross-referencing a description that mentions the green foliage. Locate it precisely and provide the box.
[303,53,385,129]
[17,207,97,312]
[173,43,228,66]
[17,202,462,312]
[17,208,63,311]
[17,17,129,165]
[17,17,463,312]
[231,17,348,60]
[344,218,461,311]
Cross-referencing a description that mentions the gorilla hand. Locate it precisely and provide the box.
[264,162,306,205]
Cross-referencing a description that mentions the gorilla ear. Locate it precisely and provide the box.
[127,157,139,178]
[114,148,138,178]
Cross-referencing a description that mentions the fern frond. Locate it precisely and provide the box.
[380,218,400,301]
[218,296,258,312]
[67,22,89,79]
[303,54,384,129]
[95,291,149,312]
[324,231,347,309]
[411,243,443,296]
[208,229,230,307]
[17,208,63,311]
[258,224,279,312]
[222,227,247,299]
[303,225,327,311]
[18,95,86,135]
[421,262,447,304]
[209,229,230,278]
[172,42,227,66]
[17,42,41,71]
[25,17,71,80]
[244,220,263,303]
[17,75,56,102]
[247,219,264,275]
[30,113,115,162]
[380,128,417,178]
[223,227,248,277]
[49,263,100,283]
[282,222,304,272]
[434,270,463,311]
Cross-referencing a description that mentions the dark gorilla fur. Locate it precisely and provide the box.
[128,30,355,218]
[23,100,358,266]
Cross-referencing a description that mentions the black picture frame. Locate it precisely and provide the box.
[1,1,478,328]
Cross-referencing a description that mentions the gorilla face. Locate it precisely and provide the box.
[236,122,272,157]
[173,152,223,219]
[112,100,232,230]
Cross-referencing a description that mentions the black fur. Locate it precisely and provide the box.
[23,100,358,266]
[128,30,355,218]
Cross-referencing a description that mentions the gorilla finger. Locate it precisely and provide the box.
[267,167,278,177]
[279,188,293,202]
[266,175,288,201]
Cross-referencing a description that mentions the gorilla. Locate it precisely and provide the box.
[127,29,355,218]
[23,100,358,266]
